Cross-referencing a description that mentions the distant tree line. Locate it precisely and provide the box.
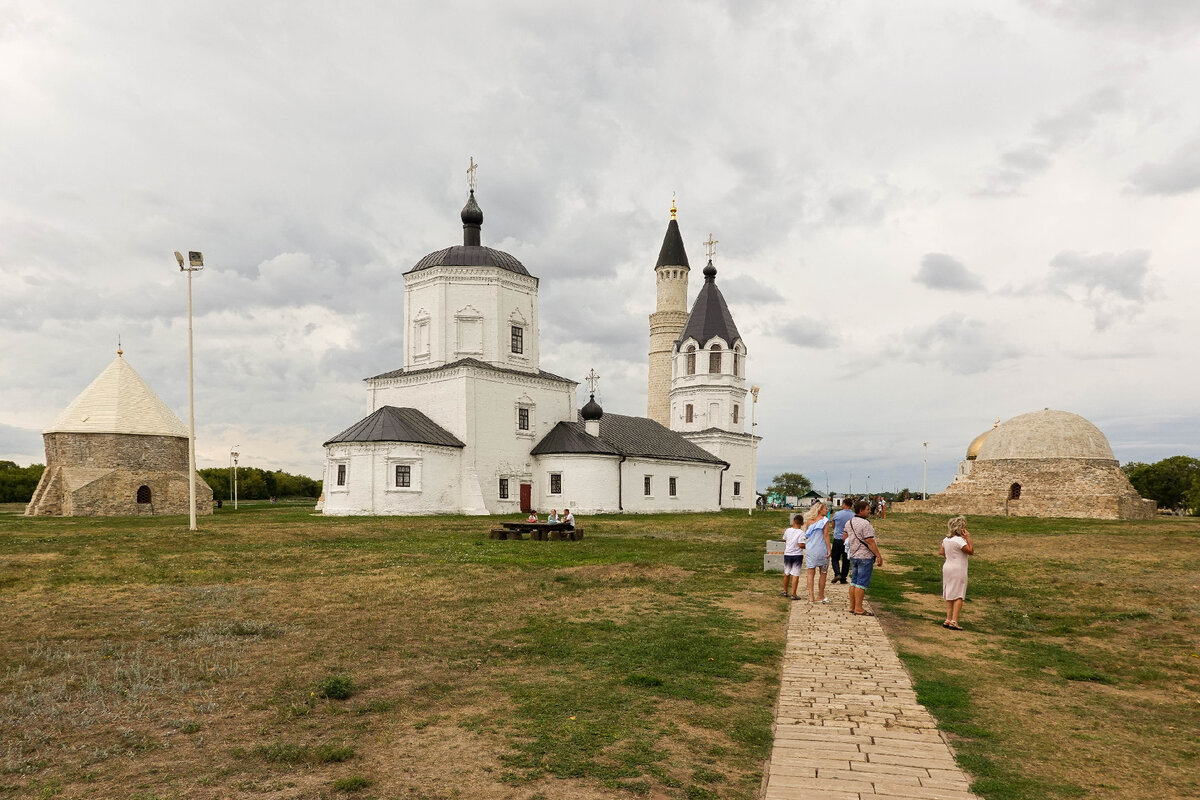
[0,461,45,503]
[199,467,321,501]
[1123,456,1200,515]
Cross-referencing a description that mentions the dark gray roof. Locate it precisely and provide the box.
[368,357,576,385]
[324,406,465,448]
[407,245,529,276]
[530,422,622,457]
[678,262,741,347]
[532,412,727,466]
[655,218,690,268]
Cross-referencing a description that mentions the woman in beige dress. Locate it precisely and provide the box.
[940,516,974,630]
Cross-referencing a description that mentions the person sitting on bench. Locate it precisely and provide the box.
[562,509,575,529]
[526,511,538,523]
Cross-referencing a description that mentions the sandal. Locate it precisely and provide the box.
[946,621,963,630]
[854,610,875,616]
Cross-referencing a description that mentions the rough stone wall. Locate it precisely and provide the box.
[26,431,212,517]
[892,458,1155,520]
[647,308,688,426]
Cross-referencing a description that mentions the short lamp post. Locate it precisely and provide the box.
[748,385,760,516]
[175,250,203,532]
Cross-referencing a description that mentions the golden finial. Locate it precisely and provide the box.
[993,417,1000,428]
[117,335,123,356]
[670,191,677,220]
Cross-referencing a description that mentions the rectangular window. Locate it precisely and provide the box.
[395,465,411,488]
[499,478,509,499]
[669,477,677,497]
[518,407,530,431]
[709,349,721,373]
[733,404,739,424]
[733,351,740,376]
[511,325,524,354]
[644,475,652,496]
[550,473,562,495]
[685,404,693,423]
[733,481,741,496]
[336,464,346,486]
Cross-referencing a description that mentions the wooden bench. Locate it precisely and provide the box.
[489,522,583,541]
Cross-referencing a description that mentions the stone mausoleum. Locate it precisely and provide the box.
[25,351,213,517]
[898,409,1155,520]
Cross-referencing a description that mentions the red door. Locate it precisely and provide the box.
[520,483,532,512]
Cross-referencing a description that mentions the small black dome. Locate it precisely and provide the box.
[461,190,483,226]
[702,259,717,282]
[581,394,603,421]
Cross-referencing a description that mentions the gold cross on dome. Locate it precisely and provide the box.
[703,233,718,260]
[585,368,600,395]
[467,157,478,192]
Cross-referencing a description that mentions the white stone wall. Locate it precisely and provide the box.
[683,430,757,509]
[669,336,749,434]
[364,362,576,515]
[620,457,724,513]
[532,454,620,515]
[403,266,540,374]
[321,441,463,515]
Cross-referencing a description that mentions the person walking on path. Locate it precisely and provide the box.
[844,499,883,616]
[803,502,832,602]
[780,514,806,599]
[830,497,854,584]
[940,515,974,630]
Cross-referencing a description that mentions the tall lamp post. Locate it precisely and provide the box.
[175,251,203,532]
[922,441,928,500]
[231,447,240,510]
[748,385,760,516]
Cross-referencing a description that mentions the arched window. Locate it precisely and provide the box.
[136,486,152,504]
[709,344,722,373]
[685,345,696,375]
[733,349,740,376]
[1009,482,1022,500]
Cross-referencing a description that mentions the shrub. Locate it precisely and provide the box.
[316,674,355,700]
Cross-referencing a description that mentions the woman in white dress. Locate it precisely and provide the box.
[940,516,974,630]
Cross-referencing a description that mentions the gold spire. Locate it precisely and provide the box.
[670,192,677,220]
[117,335,123,357]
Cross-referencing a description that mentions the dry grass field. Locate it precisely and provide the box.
[1,503,1197,800]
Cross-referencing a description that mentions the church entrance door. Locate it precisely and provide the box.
[520,483,532,512]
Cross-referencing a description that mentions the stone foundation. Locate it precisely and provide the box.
[892,457,1155,520]
[26,432,212,517]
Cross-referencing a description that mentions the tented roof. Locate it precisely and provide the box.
[45,355,188,438]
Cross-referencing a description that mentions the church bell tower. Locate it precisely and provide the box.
[647,199,690,426]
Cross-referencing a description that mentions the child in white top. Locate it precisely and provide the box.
[781,514,806,599]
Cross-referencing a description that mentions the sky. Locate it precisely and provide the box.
[2,0,1199,495]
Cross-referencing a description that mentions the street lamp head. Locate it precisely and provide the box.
[174,251,185,269]
[189,251,204,268]
[750,385,760,401]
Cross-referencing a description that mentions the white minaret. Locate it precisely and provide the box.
[647,197,690,426]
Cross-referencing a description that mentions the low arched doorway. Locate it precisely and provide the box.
[136,485,152,504]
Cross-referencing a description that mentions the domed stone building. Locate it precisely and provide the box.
[25,351,213,517]
[905,409,1155,520]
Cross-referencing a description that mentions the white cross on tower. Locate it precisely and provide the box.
[585,368,600,395]
[703,233,719,260]
[467,156,478,192]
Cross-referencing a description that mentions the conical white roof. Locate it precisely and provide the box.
[44,354,188,438]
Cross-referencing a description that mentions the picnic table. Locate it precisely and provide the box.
[488,520,583,541]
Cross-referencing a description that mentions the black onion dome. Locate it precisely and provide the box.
[460,190,483,226]
[702,259,717,281]
[580,394,603,421]
[406,190,531,276]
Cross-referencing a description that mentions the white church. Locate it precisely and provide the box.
[319,171,759,516]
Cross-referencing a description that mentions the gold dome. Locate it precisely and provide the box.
[966,429,992,460]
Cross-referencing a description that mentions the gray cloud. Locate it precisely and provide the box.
[890,315,1021,374]
[1024,0,1200,39]
[1047,249,1154,330]
[976,88,1122,196]
[1127,136,1200,195]
[914,253,986,292]
[776,317,839,350]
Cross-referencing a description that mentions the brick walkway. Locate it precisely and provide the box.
[763,582,981,800]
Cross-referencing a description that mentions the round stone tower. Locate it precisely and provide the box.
[647,201,690,426]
